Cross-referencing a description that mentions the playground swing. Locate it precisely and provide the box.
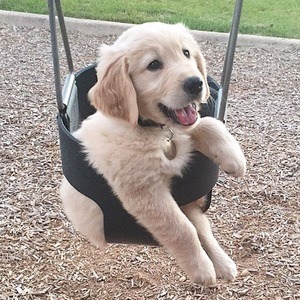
[48,0,243,245]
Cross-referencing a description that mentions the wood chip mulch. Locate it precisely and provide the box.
[0,24,299,299]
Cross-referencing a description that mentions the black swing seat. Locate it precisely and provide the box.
[58,64,220,245]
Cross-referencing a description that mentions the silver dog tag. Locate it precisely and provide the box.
[162,128,177,160]
[162,140,177,160]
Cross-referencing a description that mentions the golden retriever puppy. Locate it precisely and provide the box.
[60,22,246,285]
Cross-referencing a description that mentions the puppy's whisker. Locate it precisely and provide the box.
[208,87,220,98]
[208,86,227,105]
[199,87,226,118]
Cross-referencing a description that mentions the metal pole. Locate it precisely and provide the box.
[218,0,243,121]
[48,0,65,112]
[54,0,74,73]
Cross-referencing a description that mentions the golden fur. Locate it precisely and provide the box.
[60,22,246,285]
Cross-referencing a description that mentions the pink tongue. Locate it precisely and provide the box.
[175,104,197,125]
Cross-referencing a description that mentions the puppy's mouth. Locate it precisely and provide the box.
[159,102,198,126]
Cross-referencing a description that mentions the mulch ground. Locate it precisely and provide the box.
[0,23,299,299]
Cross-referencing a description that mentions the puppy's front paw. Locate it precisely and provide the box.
[211,132,246,177]
[192,118,246,177]
[214,255,237,281]
[188,252,217,285]
[219,145,246,177]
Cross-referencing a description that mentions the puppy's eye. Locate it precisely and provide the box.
[147,60,163,71]
[183,49,190,58]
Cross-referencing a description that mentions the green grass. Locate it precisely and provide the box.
[0,0,299,39]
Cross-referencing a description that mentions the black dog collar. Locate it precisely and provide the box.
[138,116,165,128]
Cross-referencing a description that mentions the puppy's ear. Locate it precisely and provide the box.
[88,46,138,125]
[195,50,210,102]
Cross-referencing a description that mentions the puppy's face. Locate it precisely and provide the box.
[89,22,210,126]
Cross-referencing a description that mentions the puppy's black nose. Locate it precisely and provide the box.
[183,76,203,96]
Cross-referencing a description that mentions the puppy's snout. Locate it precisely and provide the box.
[183,76,203,96]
